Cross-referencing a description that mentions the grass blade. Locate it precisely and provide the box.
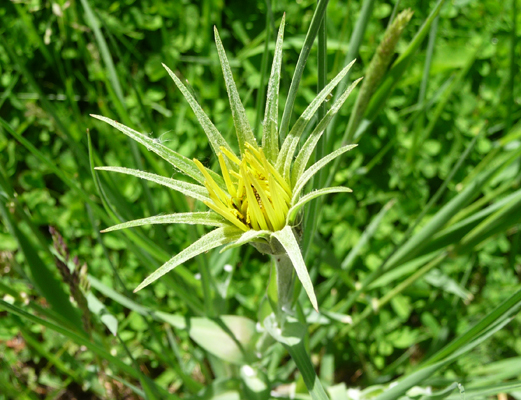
[265,314,330,400]
[0,201,83,332]
[279,0,330,142]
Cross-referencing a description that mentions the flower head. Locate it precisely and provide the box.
[93,15,361,310]
[194,143,291,232]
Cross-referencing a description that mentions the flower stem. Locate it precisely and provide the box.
[273,253,294,321]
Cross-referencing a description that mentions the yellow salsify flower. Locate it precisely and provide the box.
[92,15,361,311]
[193,143,291,233]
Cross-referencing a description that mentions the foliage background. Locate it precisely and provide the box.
[0,0,520,398]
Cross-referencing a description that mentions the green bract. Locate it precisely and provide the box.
[93,16,360,311]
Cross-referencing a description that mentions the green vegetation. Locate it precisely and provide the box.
[0,0,520,399]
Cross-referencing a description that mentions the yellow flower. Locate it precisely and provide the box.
[194,143,291,232]
[93,15,361,310]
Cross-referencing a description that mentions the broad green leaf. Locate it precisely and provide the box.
[328,384,348,400]
[287,187,352,224]
[292,145,357,202]
[162,63,236,160]
[292,78,362,185]
[101,212,229,233]
[264,314,330,400]
[95,166,210,202]
[368,252,440,290]
[188,316,258,365]
[277,60,357,179]
[88,275,150,316]
[214,27,258,153]
[240,365,270,400]
[273,226,318,311]
[220,230,272,253]
[421,382,459,400]
[435,187,521,247]
[134,227,242,292]
[262,14,285,163]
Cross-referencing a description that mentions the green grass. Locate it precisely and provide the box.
[0,0,520,399]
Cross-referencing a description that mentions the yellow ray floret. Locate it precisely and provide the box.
[193,145,292,232]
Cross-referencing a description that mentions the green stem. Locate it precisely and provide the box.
[274,253,294,319]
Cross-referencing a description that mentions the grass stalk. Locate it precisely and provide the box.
[279,0,330,142]
[303,5,328,259]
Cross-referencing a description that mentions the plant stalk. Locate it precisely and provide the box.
[274,253,294,321]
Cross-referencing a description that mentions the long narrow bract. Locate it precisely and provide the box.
[134,227,243,292]
[262,15,286,164]
[273,226,318,312]
[214,27,258,154]
[292,144,357,202]
[101,212,229,233]
[291,77,362,186]
[162,63,237,163]
[277,59,357,180]
[95,166,211,203]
